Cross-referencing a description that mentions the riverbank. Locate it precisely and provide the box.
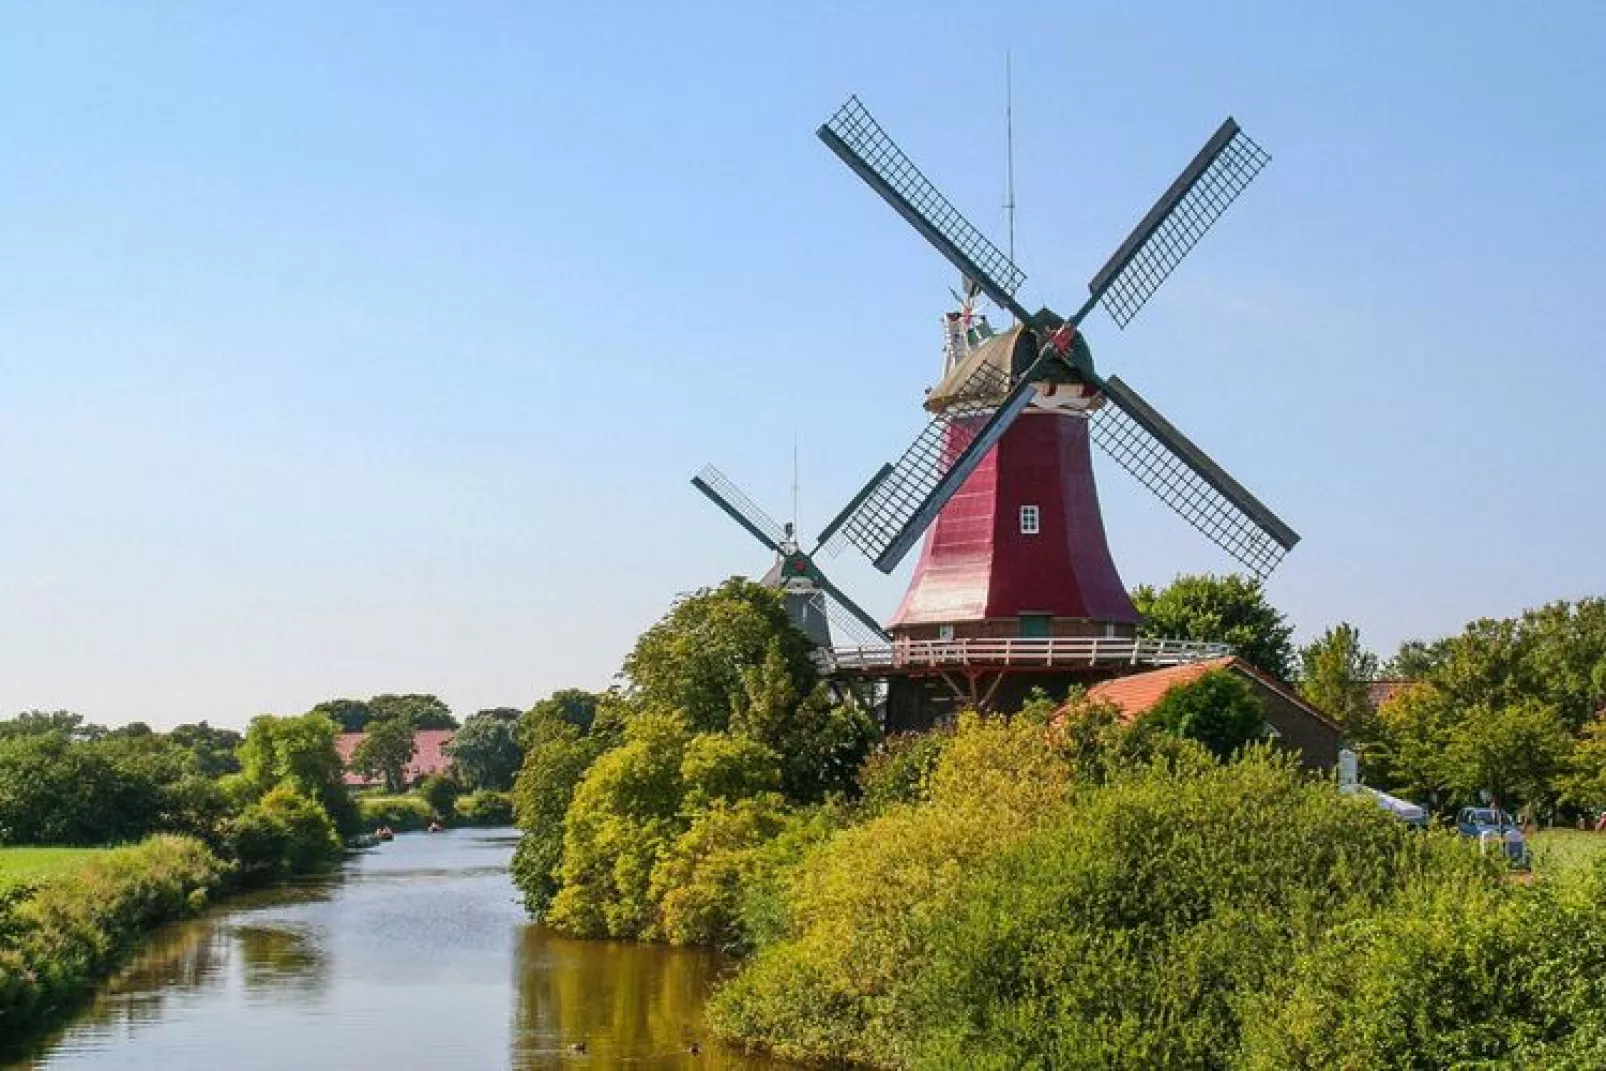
[16,828,794,1069]
[0,835,223,1051]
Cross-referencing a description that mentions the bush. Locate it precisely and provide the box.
[855,730,951,817]
[453,791,513,826]
[226,786,342,882]
[356,794,434,833]
[415,774,461,819]
[0,835,223,1039]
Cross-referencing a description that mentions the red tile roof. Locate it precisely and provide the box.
[1366,679,1411,710]
[335,728,455,787]
[1079,656,1339,732]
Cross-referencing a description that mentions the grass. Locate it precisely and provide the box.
[0,845,108,889]
[1529,828,1606,879]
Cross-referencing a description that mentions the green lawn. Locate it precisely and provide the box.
[0,846,107,889]
[1529,829,1606,879]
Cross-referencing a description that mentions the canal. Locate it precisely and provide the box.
[12,828,797,1069]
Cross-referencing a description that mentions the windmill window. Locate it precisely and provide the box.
[1019,505,1040,535]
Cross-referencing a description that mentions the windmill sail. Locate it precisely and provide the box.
[1087,119,1270,329]
[835,360,1038,573]
[692,465,787,552]
[818,96,1033,324]
[1087,374,1299,579]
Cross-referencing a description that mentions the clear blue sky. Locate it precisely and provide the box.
[3,3,1603,729]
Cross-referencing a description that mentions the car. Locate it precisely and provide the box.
[1455,806,1528,864]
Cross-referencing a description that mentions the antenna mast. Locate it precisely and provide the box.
[1005,50,1017,271]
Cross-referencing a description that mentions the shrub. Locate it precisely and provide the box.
[454,791,513,825]
[226,786,342,882]
[510,705,614,917]
[0,835,223,1038]
[649,794,790,950]
[855,730,951,817]
[356,794,434,832]
[415,773,462,819]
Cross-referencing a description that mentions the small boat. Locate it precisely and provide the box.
[376,826,395,842]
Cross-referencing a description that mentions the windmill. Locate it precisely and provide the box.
[690,464,890,649]
[811,96,1300,724]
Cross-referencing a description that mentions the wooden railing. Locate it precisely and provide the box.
[818,636,1232,673]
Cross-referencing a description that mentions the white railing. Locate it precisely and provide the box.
[817,636,1232,673]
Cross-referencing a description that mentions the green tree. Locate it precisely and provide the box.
[368,693,457,729]
[238,712,358,835]
[1297,622,1379,738]
[1141,669,1268,760]
[1560,712,1606,814]
[0,710,102,742]
[1132,573,1295,679]
[521,689,600,742]
[510,697,617,916]
[1382,638,1451,680]
[168,721,243,777]
[622,578,816,733]
[730,642,878,801]
[446,711,522,791]
[309,698,374,733]
[351,717,417,793]
[1441,699,1573,816]
[1369,682,1456,808]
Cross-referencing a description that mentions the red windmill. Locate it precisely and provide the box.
[813,97,1301,727]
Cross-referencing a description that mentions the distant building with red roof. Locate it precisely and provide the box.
[335,728,455,788]
[1077,656,1343,770]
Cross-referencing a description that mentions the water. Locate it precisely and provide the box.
[12,828,797,1069]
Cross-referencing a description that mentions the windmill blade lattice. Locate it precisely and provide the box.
[1087,119,1271,329]
[830,361,1013,569]
[819,96,1033,323]
[1087,375,1299,579]
[692,465,787,553]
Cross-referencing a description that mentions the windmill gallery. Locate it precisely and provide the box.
[693,95,1333,753]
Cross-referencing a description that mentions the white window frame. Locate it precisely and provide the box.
[937,624,956,642]
[1019,504,1040,535]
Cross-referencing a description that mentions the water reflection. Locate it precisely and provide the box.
[12,829,797,1070]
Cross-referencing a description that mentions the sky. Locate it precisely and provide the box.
[2,3,1603,729]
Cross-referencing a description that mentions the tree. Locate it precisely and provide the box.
[351,717,417,794]
[1369,682,1456,808]
[168,721,243,777]
[310,698,374,733]
[1141,669,1268,760]
[731,642,878,802]
[622,578,817,733]
[0,710,102,742]
[369,693,457,729]
[510,702,614,917]
[1381,639,1450,681]
[446,711,522,791]
[1441,699,1573,817]
[1297,623,1379,738]
[522,689,600,742]
[238,712,359,835]
[1132,574,1295,680]
[1560,712,1606,814]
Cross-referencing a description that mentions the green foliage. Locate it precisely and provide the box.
[1132,573,1295,680]
[445,710,522,791]
[368,693,457,729]
[855,730,953,818]
[350,716,417,794]
[1370,681,1458,808]
[224,786,342,882]
[1562,713,1606,813]
[510,697,618,917]
[707,713,1078,1064]
[1298,620,1380,737]
[357,794,435,832]
[0,835,223,1038]
[1383,637,1451,680]
[649,794,790,950]
[166,721,243,777]
[731,643,878,802]
[453,790,513,825]
[238,712,358,835]
[1140,668,1268,760]
[622,578,817,733]
[1239,872,1606,1069]
[520,689,600,743]
[415,772,461,818]
[711,733,1509,1069]
[1442,699,1574,818]
[309,697,374,732]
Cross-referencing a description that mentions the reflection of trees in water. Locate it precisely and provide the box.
[511,926,786,1069]
[234,923,329,1002]
[47,918,229,1047]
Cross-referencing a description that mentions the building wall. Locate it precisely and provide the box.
[1248,677,1342,771]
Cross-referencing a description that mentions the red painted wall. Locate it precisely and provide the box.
[891,411,1137,628]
